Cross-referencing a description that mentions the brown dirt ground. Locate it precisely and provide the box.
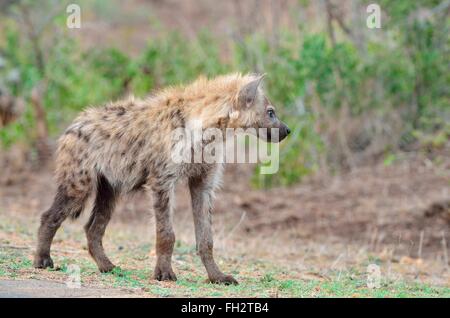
[0,147,449,288]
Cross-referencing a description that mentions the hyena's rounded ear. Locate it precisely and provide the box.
[238,74,265,109]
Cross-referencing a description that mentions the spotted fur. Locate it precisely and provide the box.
[34,73,290,284]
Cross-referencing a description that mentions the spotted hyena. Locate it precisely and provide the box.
[34,73,290,285]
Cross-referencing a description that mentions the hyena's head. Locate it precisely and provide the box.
[230,74,290,143]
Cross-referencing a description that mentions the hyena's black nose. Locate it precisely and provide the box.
[286,127,291,135]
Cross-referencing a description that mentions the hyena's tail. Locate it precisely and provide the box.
[68,183,93,220]
[54,130,95,219]
[54,167,94,220]
[53,185,90,220]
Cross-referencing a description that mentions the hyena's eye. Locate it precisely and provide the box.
[267,109,275,119]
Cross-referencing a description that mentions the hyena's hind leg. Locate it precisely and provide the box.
[34,186,88,269]
[84,174,118,273]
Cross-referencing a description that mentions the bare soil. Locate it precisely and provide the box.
[0,148,449,291]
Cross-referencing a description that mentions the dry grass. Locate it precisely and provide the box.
[1,211,449,297]
[0,149,449,296]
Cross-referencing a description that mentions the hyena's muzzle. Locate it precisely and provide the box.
[258,119,291,143]
[267,121,291,143]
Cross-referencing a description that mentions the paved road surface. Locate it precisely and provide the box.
[0,280,136,298]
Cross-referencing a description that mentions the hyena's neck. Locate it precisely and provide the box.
[154,74,250,131]
[180,95,237,131]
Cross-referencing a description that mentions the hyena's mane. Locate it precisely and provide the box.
[154,73,260,129]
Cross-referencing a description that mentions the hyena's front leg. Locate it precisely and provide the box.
[152,187,177,281]
[188,175,238,285]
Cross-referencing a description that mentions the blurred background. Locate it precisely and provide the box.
[0,0,449,294]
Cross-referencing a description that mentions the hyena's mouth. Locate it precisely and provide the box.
[259,126,290,143]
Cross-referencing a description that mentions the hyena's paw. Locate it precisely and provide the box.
[97,261,116,273]
[33,255,54,269]
[210,274,239,285]
[153,265,177,281]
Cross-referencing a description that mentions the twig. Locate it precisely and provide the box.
[442,231,449,269]
[220,211,247,249]
[418,230,424,259]
[31,81,51,164]
[18,4,45,76]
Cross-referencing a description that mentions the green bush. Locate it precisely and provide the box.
[0,0,448,187]
[131,32,228,95]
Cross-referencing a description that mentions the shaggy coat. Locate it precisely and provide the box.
[34,73,290,284]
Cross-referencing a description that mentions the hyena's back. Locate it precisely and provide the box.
[55,97,183,206]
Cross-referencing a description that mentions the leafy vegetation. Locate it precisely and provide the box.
[0,0,448,187]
